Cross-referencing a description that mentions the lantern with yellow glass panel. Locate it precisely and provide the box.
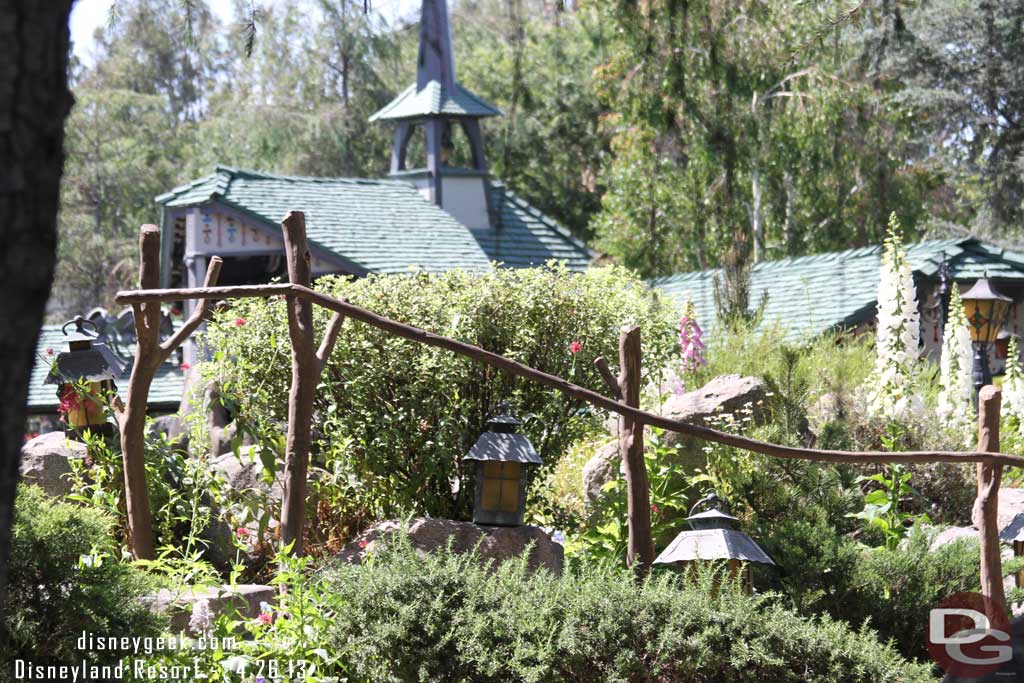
[463,402,542,527]
[45,316,125,439]
[961,277,1013,408]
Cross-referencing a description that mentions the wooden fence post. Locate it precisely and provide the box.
[117,225,221,560]
[279,211,344,557]
[618,325,655,578]
[975,385,1006,610]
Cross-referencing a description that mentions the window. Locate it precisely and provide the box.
[480,461,521,513]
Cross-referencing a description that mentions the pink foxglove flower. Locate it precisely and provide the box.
[678,302,706,377]
[568,340,583,355]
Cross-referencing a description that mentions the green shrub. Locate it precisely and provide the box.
[323,538,936,683]
[2,486,164,678]
[836,528,979,662]
[198,264,677,525]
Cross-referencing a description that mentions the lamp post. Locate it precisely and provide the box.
[462,401,543,527]
[44,316,125,439]
[961,278,1012,410]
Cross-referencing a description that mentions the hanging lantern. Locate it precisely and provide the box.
[653,492,774,592]
[44,316,125,439]
[463,401,542,527]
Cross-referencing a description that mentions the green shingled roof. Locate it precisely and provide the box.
[158,166,592,274]
[651,238,1024,341]
[158,167,493,274]
[369,81,502,122]
[27,325,185,413]
[472,180,594,271]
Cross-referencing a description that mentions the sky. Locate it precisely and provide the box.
[70,0,420,67]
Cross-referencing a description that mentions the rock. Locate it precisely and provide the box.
[930,525,978,551]
[999,488,1024,532]
[661,374,768,442]
[337,518,563,575]
[582,441,621,508]
[19,432,87,497]
[149,414,189,452]
[582,375,769,510]
[211,448,284,501]
[145,584,275,633]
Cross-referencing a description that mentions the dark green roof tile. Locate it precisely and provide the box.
[369,81,502,122]
[651,238,1024,341]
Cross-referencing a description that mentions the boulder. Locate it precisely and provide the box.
[211,448,284,501]
[145,584,275,633]
[336,518,563,575]
[930,525,978,552]
[19,432,87,497]
[660,374,768,444]
[582,375,769,509]
[149,414,189,452]
[582,441,621,508]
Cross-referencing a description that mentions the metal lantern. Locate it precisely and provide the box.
[44,316,125,438]
[653,492,774,592]
[961,278,1013,407]
[463,401,542,526]
[1001,513,1024,589]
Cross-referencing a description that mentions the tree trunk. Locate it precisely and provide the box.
[618,325,655,578]
[0,0,74,604]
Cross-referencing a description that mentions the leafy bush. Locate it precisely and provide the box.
[837,528,980,662]
[322,538,936,683]
[2,486,164,677]
[198,264,677,526]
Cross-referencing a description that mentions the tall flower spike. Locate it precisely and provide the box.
[865,214,923,420]
[937,284,974,446]
[1003,336,1024,430]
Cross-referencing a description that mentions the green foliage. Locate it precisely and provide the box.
[199,265,677,526]
[570,427,693,563]
[66,420,223,557]
[848,461,927,552]
[590,0,940,277]
[320,538,935,682]
[2,486,164,676]
[838,528,980,662]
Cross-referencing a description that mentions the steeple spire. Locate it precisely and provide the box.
[370,0,501,220]
[417,0,457,90]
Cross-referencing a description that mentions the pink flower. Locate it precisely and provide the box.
[234,318,247,327]
[568,340,583,355]
[358,539,368,549]
[257,612,272,625]
[180,363,191,371]
[170,306,181,316]
[678,307,706,374]
[236,527,251,538]
[46,348,54,356]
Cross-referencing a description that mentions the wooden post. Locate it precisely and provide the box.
[618,326,655,578]
[975,385,1006,611]
[117,225,221,559]
[278,212,344,556]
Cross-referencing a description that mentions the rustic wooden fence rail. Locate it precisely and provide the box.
[114,213,1013,607]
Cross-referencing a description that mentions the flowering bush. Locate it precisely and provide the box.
[198,264,678,528]
[937,283,975,446]
[865,214,923,420]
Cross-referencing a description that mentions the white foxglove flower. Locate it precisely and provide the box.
[937,284,974,446]
[865,214,924,420]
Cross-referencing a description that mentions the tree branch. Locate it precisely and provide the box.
[158,256,223,360]
[316,312,345,372]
